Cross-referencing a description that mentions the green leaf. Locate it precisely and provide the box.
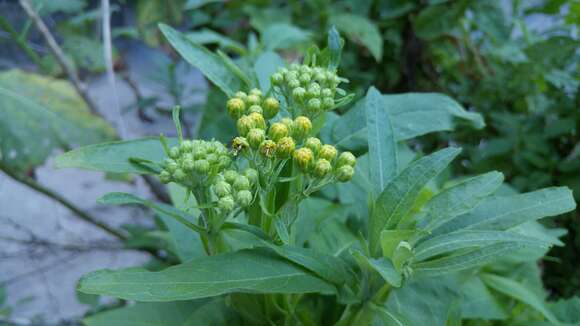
[413,2,466,40]
[166,184,206,261]
[380,230,416,259]
[159,23,241,97]
[254,51,285,93]
[413,242,546,278]
[0,70,115,172]
[414,230,551,262]
[460,276,507,320]
[55,137,177,174]
[331,13,383,61]
[369,147,461,256]
[83,298,238,326]
[327,25,342,70]
[331,93,484,151]
[365,87,398,195]
[261,23,311,51]
[186,29,246,55]
[432,187,577,236]
[98,192,205,234]
[418,171,504,232]
[78,248,335,301]
[481,274,560,324]
[351,251,402,287]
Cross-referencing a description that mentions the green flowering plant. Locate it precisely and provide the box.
[55,25,577,325]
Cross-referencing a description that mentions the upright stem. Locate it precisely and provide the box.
[0,15,43,66]
[18,0,100,116]
[0,163,126,240]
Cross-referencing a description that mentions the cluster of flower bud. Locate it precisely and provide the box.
[270,63,342,118]
[233,114,316,161]
[211,168,258,212]
[226,88,280,120]
[292,137,356,182]
[158,140,231,185]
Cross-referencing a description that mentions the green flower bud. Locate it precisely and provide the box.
[206,153,218,165]
[299,73,311,85]
[217,155,231,169]
[259,139,277,158]
[322,97,334,110]
[235,91,248,101]
[164,159,178,173]
[247,94,261,106]
[313,159,332,178]
[214,181,231,197]
[319,144,337,161]
[307,83,321,98]
[192,147,206,160]
[293,116,312,139]
[181,157,195,171]
[249,88,262,97]
[247,128,266,149]
[307,98,321,112]
[276,136,295,158]
[321,88,333,97]
[173,168,186,182]
[180,140,193,153]
[288,78,300,89]
[262,97,280,119]
[271,73,284,86]
[289,63,300,71]
[337,151,356,168]
[304,137,322,154]
[236,190,253,207]
[223,170,238,184]
[169,146,180,159]
[248,112,266,130]
[227,98,245,118]
[233,175,251,191]
[248,105,263,114]
[159,170,171,184]
[292,87,306,101]
[335,165,354,182]
[280,118,294,131]
[293,147,314,171]
[193,159,210,174]
[314,72,327,83]
[237,115,253,136]
[244,168,259,186]
[268,122,289,142]
[218,195,235,212]
[232,136,249,152]
[299,65,312,74]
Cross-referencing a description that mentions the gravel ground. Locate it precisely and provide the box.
[0,43,206,324]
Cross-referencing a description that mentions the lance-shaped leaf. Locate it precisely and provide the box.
[481,274,560,324]
[418,171,504,232]
[55,137,178,174]
[78,248,335,301]
[366,87,398,195]
[351,251,402,287]
[83,298,237,326]
[159,24,242,97]
[432,187,577,236]
[414,230,552,261]
[413,242,548,278]
[331,13,383,61]
[369,147,461,256]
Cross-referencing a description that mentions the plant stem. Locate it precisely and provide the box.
[0,15,43,67]
[0,163,126,240]
[18,0,100,116]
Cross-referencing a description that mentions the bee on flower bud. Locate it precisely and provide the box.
[232,137,249,153]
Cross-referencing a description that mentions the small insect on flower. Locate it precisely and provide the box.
[232,136,249,153]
